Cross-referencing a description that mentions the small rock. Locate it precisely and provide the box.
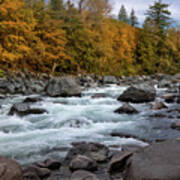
[150,101,168,110]
[114,103,138,114]
[162,93,175,103]
[171,122,180,130]
[71,170,100,180]
[70,155,97,172]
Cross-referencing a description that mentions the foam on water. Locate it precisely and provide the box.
[0,84,179,164]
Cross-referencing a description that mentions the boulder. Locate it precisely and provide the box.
[108,151,133,174]
[0,156,22,180]
[64,142,109,165]
[103,76,117,84]
[114,103,138,114]
[124,140,180,180]
[23,166,51,179]
[171,122,180,130]
[70,155,97,172]
[44,159,61,170]
[8,103,47,116]
[150,101,168,110]
[46,77,81,97]
[118,84,156,103]
[0,80,15,94]
[71,170,100,180]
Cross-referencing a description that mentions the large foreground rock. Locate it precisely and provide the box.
[125,140,180,180]
[0,156,22,180]
[118,84,156,103]
[46,77,81,97]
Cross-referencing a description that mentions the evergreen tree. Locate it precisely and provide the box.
[118,5,129,24]
[146,0,171,35]
[50,0,64,11]
[130,9,138,27]
[49,0,65,19]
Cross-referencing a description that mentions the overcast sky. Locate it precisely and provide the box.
[111,0,180,24]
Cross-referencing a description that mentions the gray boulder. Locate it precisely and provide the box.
[0,80,15,94]
[103,76,117,84]
[125,140,180,180]
[46,77,81,97]
[64,142,109,165]
[8,103,47,116]
[118,84,156,103]
[70,155,97,172]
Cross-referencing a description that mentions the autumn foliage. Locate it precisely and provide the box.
[0,0,179,75]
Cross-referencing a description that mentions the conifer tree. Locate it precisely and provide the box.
[130,9,138,27]
[146,0,171,35]
[118,5,129,24]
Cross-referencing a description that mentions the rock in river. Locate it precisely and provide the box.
[46,77,81,97]
[114,103,138,114]
[118,84,156,103]
[8,103,47,116]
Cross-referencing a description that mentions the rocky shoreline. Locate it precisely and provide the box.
[1,139,180,180]
[0,72,180,179]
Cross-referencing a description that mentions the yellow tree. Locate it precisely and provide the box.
[0,0,44,71]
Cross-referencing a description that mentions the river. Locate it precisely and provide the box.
[0,84,179,164]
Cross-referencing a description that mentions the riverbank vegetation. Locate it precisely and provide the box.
[0,0,179,76]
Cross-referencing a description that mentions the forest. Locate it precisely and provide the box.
[0,0,179,76]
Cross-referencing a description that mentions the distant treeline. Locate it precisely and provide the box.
[0,0,179,76]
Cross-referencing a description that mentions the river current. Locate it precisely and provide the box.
[0,85,179,164]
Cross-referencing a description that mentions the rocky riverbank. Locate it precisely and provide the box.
[0,72,180,179]
[1,139,180,180]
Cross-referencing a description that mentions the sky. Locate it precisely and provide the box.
[111,0,180,24]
